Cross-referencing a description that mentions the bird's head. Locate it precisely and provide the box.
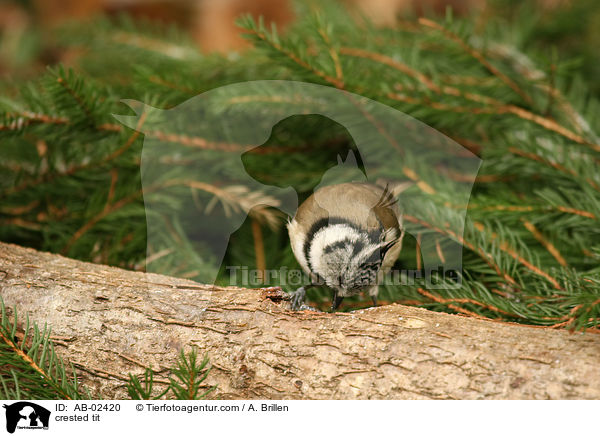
[307,221,398,296]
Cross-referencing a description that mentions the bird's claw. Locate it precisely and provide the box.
[290,287,306,311]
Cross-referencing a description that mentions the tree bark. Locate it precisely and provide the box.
[0,242,598,399]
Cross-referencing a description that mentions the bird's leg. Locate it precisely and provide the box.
[369,285,379,308]
[290,286,307,310]
[290,286,322,311]
[331,291,344,312]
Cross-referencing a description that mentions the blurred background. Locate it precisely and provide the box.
[1,0,599,93]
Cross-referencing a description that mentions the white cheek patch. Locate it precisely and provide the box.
[290,219,397,292]
[308,224,362,277]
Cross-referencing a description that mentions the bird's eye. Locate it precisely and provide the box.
[359,262,379,272]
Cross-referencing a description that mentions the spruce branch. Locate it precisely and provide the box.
[418,17,534,105]
[0,298,88,400]
[165,348,216,400]
[238,15,345,88]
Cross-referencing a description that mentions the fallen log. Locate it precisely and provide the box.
[0,242,598,399]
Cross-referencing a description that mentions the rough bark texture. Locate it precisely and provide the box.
[0,242,598,399]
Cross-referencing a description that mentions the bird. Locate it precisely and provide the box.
[287,182,405,311]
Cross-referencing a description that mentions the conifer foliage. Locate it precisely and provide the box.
[1,2,599,331]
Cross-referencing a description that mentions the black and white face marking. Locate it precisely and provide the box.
[304,218,397,297]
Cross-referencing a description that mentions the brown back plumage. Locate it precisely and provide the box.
[294,182,401,234]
